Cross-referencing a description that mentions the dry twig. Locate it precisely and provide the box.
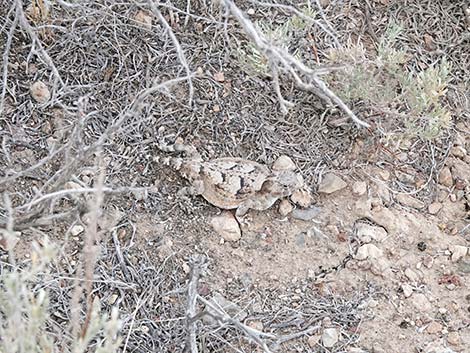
[223,0,370,128]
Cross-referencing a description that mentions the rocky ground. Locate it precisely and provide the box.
[0,1,469,353]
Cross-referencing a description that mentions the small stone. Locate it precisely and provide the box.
[272,155,296,171]
[182,262,190,274]
[378,169,390,181]
[295,233,306,247]
[212,104,221,113]
[30,81,51,103]
[438,167,453,187]
[401,283,413,298]
[370,257,390,275]
[449,245,468,262]
[450,158,470,182]
[318,173,347,194]
[396,194,425,209]
[426,321,443,334]
[446,283,456,291]
[355,244,383,260]
[404,268,420,282]
[411,293,432,312]
[107,294,119,305]
[352,181,367,195]
[321,328,339,348]
[375,182,391,204]
[450,146,466,159]
[291,207,321,221]
[356,223,388,243]
[307,335,320,348]
[211,212,241,242]
[70,225,84,236]
[290,189,313,207]
[417,241,427,251]
[447,331,461,346]
[134,10,152,30]
[428,202,443,215]
[248,320,263,331]
[247,8,255,15]
[423,255,434,268]
[278,199,293,216]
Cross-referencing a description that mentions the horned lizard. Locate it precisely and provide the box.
[157,138,312,216]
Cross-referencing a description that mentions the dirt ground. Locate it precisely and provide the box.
[1,1,469,353]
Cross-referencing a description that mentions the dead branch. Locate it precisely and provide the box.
[0,4,18,116]
[148,1,194,107]
[197,295,276,353]
[222,0,370,128]
[184,254,206,353]
[14,0,65,87]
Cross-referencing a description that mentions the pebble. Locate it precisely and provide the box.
[378,169,390,181]
[318,173,347,194]
[404,268,420,282]
[396,194,425,209]
[278,199,293,216]
[449,245,468,262]
[352,181,367,195]
[107,294,119,305]
[291,207,321,221]
[355,244,383,260]
[211,212,241,242]
[426,321,443,334]
[356,223,387,243]
[70,225,84,236]
[411,293,432,312]
[447,331,461,346]
[247,320,264,331]
[451,146,466,158]
[272,155,296,170]
[428,202,443,215]
[438,166,453,187]
[401,283,413,298]
[30,81,51,103]
[307,335,320,348]
[321,328,339,348]
[290,189,313,207]
[422,255,434,268]
[450,158,470,182]
[375,182,391,204]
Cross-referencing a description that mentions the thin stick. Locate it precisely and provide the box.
[14,0,65,87]
[184,255,206,353]
[0,5,18,116]
[222,0,370,128]
[198,295,276,353]
[149,1,194,107]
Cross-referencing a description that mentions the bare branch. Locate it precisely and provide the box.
[149,1,194,107]
[0,4,18,116]
[222,0,370,128]
[184,255,206,353]
[14,0,65,87]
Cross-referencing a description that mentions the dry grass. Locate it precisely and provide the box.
[0,0,468,352]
